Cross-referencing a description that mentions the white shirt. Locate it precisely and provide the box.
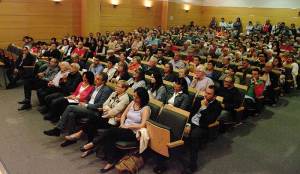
[88,85,103,104]
[168,91,182,105]
[52,71,69,87]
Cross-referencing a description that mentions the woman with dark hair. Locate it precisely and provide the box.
[166,77,190,110]
[95,87,151,173]
[148,72,167,103]
[95,40,106,56]
[59,39,70,55]
[111,62,131,82]
[44,71,95,122]
[163,63,176,82]
[130,68,146,90]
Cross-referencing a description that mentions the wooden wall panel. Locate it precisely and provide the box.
[81,0,162,36]
[0,0,81,48]
[167,2,300,29]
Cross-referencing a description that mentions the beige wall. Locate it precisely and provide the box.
[0,0,81,48]
[81,0,163,36]
[167,2,300,28]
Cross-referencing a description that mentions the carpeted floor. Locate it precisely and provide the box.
[0,86,300,174]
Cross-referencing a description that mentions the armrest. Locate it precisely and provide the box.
[146,120,171,157]
[167,140,184,148]
[23,66,35,69]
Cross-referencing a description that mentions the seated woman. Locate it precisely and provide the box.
[83,87,151,173]
[162,63,176,82]
[128,56,142,73]
[63,80,130,155]
[128,68,146,90]
[103,59,117,81]
[111,62,131,83]
[178,67,191,86]
[44,71,95,122]
[166,77,190,110]
[148,72,167,103]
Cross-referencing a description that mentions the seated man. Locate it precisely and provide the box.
[238,59,252,84]
[88,56,104,75]
[38,63,82,113]
[145,56,161,76]
[42,43,62,61]
[36,61,71,105]
[6,47,36,89]
[169,52,185,71]
[245,68,265,116]
[43,72,113,145]
[217,76,244,125]
[261,62,279,105]
[18,58,59,110]
[190,66,214,92]
[184,85,222,174]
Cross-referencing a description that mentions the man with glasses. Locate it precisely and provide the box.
[18,58,59,110]
[217,75,244,125]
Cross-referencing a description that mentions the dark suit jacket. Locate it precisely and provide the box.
[268,71,279,89]
[60,72,82,95]
[167,92,190,111]
[15,53,36,78]
[198,99,222,128]
[145,66,161,76]
[49,49,61,60]
[163,72,176,82]
[217,87,243,111]
[87,85,113,111]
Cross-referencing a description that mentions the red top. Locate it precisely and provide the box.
[72,48,86,57]
[72,82,95,102]
[128,63,141,72]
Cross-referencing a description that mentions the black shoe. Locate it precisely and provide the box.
[44,113,53,121]
[38,106,48,114]
[18,99,29,104]
[99,164,114,173]
[43,128,61,137]
[18,104,32,111]
[6,83,16,89]
[50,117,60,124]
[60,140,77,147]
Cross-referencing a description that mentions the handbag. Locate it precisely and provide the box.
[115,154,144,174]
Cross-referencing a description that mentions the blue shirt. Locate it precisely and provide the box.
[89,64,104,75]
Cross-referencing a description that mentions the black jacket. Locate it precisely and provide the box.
[217,87,243,111]
[268,71,279,89]
[60,72,82,95]
[15,53,36,78]
[145,66,161,76]
[163,72,176,82]
[197,99,222,128]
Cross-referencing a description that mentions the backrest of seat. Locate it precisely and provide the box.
[148,98,164,121]
[157,105,190,141]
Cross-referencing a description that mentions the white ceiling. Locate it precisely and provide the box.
[166,0,300,8]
